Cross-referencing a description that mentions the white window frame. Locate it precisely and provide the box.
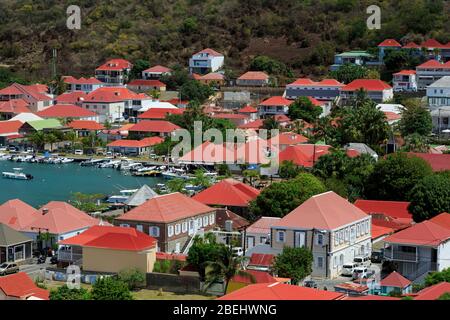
[317,257,324,268]
[209,214,215,225]
[182,222,187,233]
[149,226,160,237]
[317,234,323,246]
[203,216,208,226]
[334,233,339,246]
[276,231,285,243]
[119,223,130,228]
[197,218,202,228]
[136,225,143,232]
[175,223,181,235]
[168,225,174,237]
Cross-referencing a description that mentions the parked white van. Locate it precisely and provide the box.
[342,263,358,276]
[354,256,371,267]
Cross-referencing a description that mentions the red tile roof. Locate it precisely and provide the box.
[22,201,102,234]
[193,178,260,207]
[55,91,88,104]
[138,108,184,120]
[417,59,450,69]
[278,144,359,167]
[199,72,225,81]
[384,111,402,121]
[380,271,411,288]
[0,272,49,300]
[246,217,281,234]
[407,153,450,171]
[68,120,104,131]
[378,39,402,47]
[341,79,392,91]
[238,71,269,81]
[156,252,187,261]
[413,282,450,300]
[288,78,344,87]
[238,105,258,113]
[384,219,450,247]
[354,200,412,220]
[129,120,181,133]
[0,99,31,114]
[421,39,445,49]
[218,282,344,300]
[63,76,103,85]
[96,58,132,71]
[0,83,52,102]
[116,192,214,223]
[194,48,223,57]
[127,79,166,87]
[393,70,416,75]
[36,104,97,118]
[215,208,249,230]
[403,42,421,49]
[60,226,156,251]
[238,119,264,129]
[275,191,368,230]
[231,270,276,284]
[143,65,172,73]
[269,132,308,146]
[211,113,248,120]
[0,120,22,135]
[259,96,293,106]
[273,114,291,123]
[0,199,40,231]
[371,224,394,240]
[429,213,450,229]
[248,253,275,267]
[107,136,163,148]
[85,87,144,103]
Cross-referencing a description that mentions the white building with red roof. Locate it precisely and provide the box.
[393,70,418,92]
[106,136,163,156]
[58,226,157,273]
[189,48,224,74]
[36,104,99,121]
[378,39,402,61]
[416,59,450,89]
[128,120,181,138]
[63,76,104,93]
[68,120,105,137]
[0,99,31,120]
[285,78,344,102]
[236,71,270,87]
[0,120,23,146]
[55,91,88,106]
[238,105,258,120]
[383,212,450,281]
[115,192,216,253]
[82,87,153,122]
[0,83,53,112]
[142,65,172,80]
[245,217,281,251]
[340,79,393,103]
[271,191,372,279]
[379,271,412,295]
[94,58,132,86]
[257,96,293,117]
[127,79,166,93]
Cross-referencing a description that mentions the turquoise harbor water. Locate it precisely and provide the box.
[0,161,164,207]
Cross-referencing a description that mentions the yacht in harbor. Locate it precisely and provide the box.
[2,168,33,180]
[106,189,139,204]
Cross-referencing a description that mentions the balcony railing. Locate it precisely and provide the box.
[58,251,83,262]
[384,247,417,262]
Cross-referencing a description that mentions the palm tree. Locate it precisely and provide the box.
[243,169,259,187]
[192,169,212,188]
[45,133,58,152]
[28,131,46,151]
[204,245,255,295]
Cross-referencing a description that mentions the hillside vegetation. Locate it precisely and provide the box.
[0,0,448,81]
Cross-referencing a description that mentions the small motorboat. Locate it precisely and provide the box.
[2,168,33,180]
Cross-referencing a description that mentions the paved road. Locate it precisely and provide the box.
[19,258,52,280]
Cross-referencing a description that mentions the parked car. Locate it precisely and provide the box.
[74,149,83,155]
[0,263,19,276]
[371,251,383,263]
[342,263,358,276]
[25,147,34,154]
[0,146,7,151]
[352,267,375,280]
[8,146,17,152]
[304,280,318,288]
[354,255,371,267]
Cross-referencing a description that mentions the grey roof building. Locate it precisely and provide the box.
[0,223,33,264]
[125,185,158,207]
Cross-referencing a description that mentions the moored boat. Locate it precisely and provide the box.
[2,168,33,180]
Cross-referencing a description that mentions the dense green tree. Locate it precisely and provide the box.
[438,293,450,300]
[249,173,327,218]
[160,66,190,90]
[329,64,369,84]
[130,59,150,80]
[288,97,322,123]
[383,50,422,74]
[273,247,313,285]
[49,285,91,300]
[398,99,432,137]
[278,160,302,179]
[91,277,133,300]
[365,152,433,201]
[425,268,450,287]
[408,173,450,222]
[402,133,429,153]
[118,268,146,290]
[249,55,293,77]
[180,80,214,104]
[187,233,226,280]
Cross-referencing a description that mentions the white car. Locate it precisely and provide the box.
[0,146,7,151]
[352,267,374,280]
[354,256,371,267]
[232,247,244,256]
[341,263,358,276]
[74,149,83,155]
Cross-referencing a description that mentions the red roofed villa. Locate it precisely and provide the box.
[340,79,394,103]
[236,71,270,87]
